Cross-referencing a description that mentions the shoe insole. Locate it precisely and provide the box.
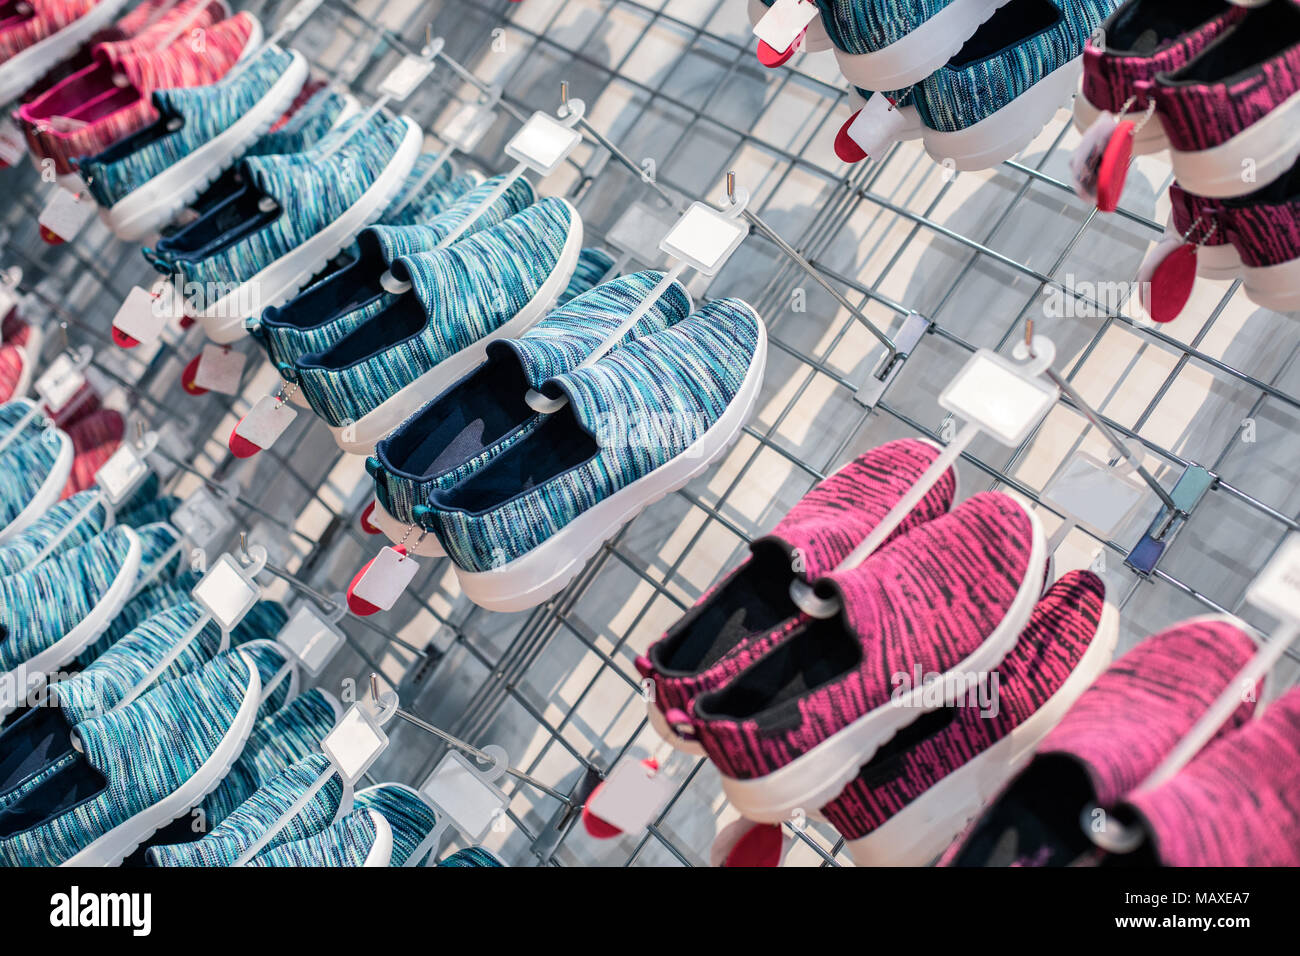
[0,755,106,837]
[1174,1,1300,83]
[948,0,1061,68]
[310,294,428,368]
[0,706,75,796]
[1108,0,1232,55]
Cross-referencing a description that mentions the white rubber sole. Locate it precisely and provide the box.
[197,114,424,344]
[746,0,832,53]
[834,0,1009,90]
[103,45,307,243]
[1243,256,1300,313]
[62,653,261,866]
[368,494,447,557]
[0,0,135,104]
[328,201,584,455]
[719,497,1048,823]
[1071,88,1170,155]
[1168,86,1300,199]
[843,601,1119,865]
[0,429,74,545]
[361,810,394,867]
[923,56,1083,171]
[454,313,768,613]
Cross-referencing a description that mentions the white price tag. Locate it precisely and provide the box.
[94,443,149,504]
[1247,535,1300,625]
[351,546,418,611]
[234,395,297,449]
[0,117,24,166]
[278,0,324,34]
[659,202,747,276]
[170,486,234,551]
[192,553,261,632]
[421,751,509,841]
[938,349,1059,446]
[845,93,914,159]
[193,344,246,395]
[586,758,676,834]
[34,352,86,413]
[276,603,344,677]
[322,705,388,785]
[752,0,818,51]
[378,54,434,101]
[38,188,95,241]
[504,111,582,177]
[1041,452,1147,539]
[112,285,173,345]
[442,102,498,152]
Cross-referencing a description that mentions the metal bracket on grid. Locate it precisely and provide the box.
[846,309,932,408]
[1124,464,1215,576]
[530,765,604,862]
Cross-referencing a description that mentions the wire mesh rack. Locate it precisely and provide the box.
[2,0,1296,867]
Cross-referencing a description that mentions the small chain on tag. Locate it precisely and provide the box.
[347,544,420,615]
[230,394,297,457]
[112,284,174,347]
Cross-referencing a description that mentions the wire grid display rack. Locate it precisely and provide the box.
[1,0,1297,867]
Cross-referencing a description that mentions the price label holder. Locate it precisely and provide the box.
[585,755,677,834]
[33,345,92,416]
[420,746,510,844]
[276,0,324,35]
[504,108,584,177]
[277,600,345,677]
[1124,464,1213,577]
[442,96,499,153]
[752,0,819,52]
[192,550,264,633]
[170,485,235,552]
[93,430,156,506]
[378,52,435,102]
[112,281,178,348]
[938,347,1059,447]
[606,200,678,268]
[1041,449,1148,544]
[659,199,748,277]
[0,266,19,320]
[193,344,246,395]
[38,188,95,242]
[1247,535,1300,625]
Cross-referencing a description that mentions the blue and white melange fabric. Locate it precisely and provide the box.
[354,784,437,866]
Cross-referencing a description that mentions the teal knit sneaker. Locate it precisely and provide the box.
[0,649,261,866]
[251,173,536,381]
[376,152,477,227]
[367,268,692,557]
[0,425,73,543]
[354,783,438,866]
[0,489,110,573]
[292,196,584,454]
[247,808,392,867]
[421,298,767,612]
[438,846,505,867]
[147,752,344,866]
[76,569,199,667]
[79,44,311,241]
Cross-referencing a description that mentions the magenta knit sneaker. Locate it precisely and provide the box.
[1152,0,1300,198]
[1075,0,1245,154]
[637,438,958,755]
[1112,685,1300,867]
[690,491,1046,823]
[940,614,1258,866]
[1221,154,1300,312]
[820,570,1118,866]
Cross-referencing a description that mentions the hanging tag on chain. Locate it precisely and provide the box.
[38,188,94,244]
[347,545,419,615]
[277,602,345,677]
[1137,216,1210,324]
[111,282,175,348]
[378,54,434,101]
[1070,111,1119,205]
[170,485,234,551]
[0,116,25,167]
[230,393,297,457]
[753,0,818,67]
[839,93,914,164]
[186,343,246,396]
[322,704,389,784]
[584,754,676,836]
[192,552,262,632]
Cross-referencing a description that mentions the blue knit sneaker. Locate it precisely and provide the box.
[0,424,73,544]
[148,752,345,866]
[420,298,767,612]
[354,783,438,866]
[438,846,505,867]
[0,489,110,573]
[0,649,261,866]
[248,808,393,866]
[75,568,198,668]
[291,196,584,454]
[0,526,142,714]
[376,152,478,227]
[250,174,536,383]
[78,44,311,242]
[367,269,692,556]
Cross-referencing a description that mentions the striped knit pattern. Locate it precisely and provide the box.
[438,846,504,867]
[294,197,578,427]
[0,344,23,404]
[0,0,98,62]
[1153,2,1300,152]
[354,784,438,866]
[131,520,182,570]
[558,246,614,303]
[20,6,250,175]
[77,570,200,665]
[1123,685,1300,866]
[819,0,956,53]
[375,151,461,225]
[236,638,294,721]
[246,84,348,158]
[0,526,135,671]
[820,571,1106,840]
[1080,0,1245,114]
[0,489,109,573]
[0,429,63,529]
[0,758,68,813]
[253,174,533,370]
[0,651,254,867]
[373,269,692,526]
[914,0,1118,132]
[53,600,222,723]
[0,398,44,438]
[1168,182,1229,249]
[149,752,343,867]
[643,438,957,717]
[170,113,412,295]
[117,492,182,528]
[80,44,297,208]
[1221,160,1300,268]
[63,406,123,497]
[692,492,1038,781]
[198,688,337,827]
[247,809,383,866]
[425,299,761,572]
[1033,617,1257,805]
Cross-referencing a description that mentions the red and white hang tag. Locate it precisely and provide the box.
[0,116,26,167]
[358,500,382,535]
[38,188,95,244]
[1138,234,1198,324]
[752,0,818,67]
[229,393,297,457]
[836,94,909,164]
[347,545,419,615]
[183,344,245,396]
[111,284,175,349]
[583,756,676,837]
[1070,111,1139,212]
[709,818,790,868]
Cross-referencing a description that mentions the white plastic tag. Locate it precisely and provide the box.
[38,189,94,241]
[659,202,747,276]
[752,0,818,51]
[0,117,24,166]
[276,603,344,677]
[351,546,418,611]
[192,553,261,632]
[170,486,234,551]
[1070,112,1117,203]
[322,705,388,785]
[442,102,498,152]
[94,443,149,504]
[1247,535,1300,625]
[846,93,912,159]
[234,395,297,448]
[586,758,676,834]
[504,111,582,177]
[606,201,676,266]
[378,54,434,101]
[420,750,508,842]
[278,0,324,34]
[1041,452,1147,539]
[193,344,246,395]
[112,285,173,345]
[938,349,1058,446]
[34,352,86,413]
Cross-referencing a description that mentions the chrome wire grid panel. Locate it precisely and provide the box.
[0,0,1295,867]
